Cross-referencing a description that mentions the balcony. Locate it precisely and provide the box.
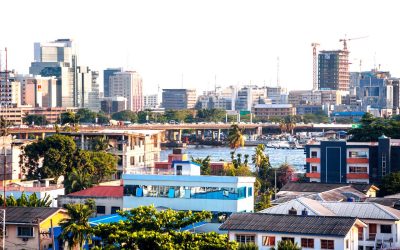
[347,173,369,179]
[306,172,320,178]
[306,158,320,163]
[347,158,369,164]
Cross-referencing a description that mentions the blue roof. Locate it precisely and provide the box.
[172,160,202,167]
[332,112,366,117]
[89,214,127,226]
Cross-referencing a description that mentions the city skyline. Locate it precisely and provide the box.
[2,0,400,94]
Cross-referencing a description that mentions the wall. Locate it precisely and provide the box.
[58,196,123,215]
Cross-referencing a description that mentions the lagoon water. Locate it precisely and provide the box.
[160,145,306,171]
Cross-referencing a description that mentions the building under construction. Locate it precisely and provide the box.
[318,49,350,91]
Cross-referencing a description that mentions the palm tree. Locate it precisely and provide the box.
[252,144,266,168]
[191,156,211,175]
[60,203,93,250]
[228,124,245,151]
[67,168,93,194]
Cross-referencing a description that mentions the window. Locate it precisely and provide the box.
[349,166,368,173]
[357,226,363,240]
[368,224,377,240]
[321,239,334,249]
[311,151,318,158]
[238,187,246,199]
[381,225,392,234]
[176,165,182,175]
[311,165,318,173]
[111,207,120,214]
[346,239,349,249]
[348,151,368,158]
[130,156,135,165]
[96,206,106,214]
[248,187,253,197]
[262,236,275,246]
[17,226,34,237]
[282,237,294,243]
[301,238,314,248]
[236,235,255,244]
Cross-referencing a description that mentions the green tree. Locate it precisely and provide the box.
[23,134,76,181]
[191,156,211,175]
[111,110,138,123]
[92,205,237,250]
[238,243,259,250]
[379,172,400,196]
[228,124,245,152]
[272,240,301,250]
[89,136,109,151]
[60,112,80,126]
[0,116,10,136]
[76,109,97,123]
[96,111,110,124]
[253,144,271,193]
[90,151,117,183]
[60,203,93,250]
[255,190,273,212]
[0,192,52,207]
[23,114,48,126]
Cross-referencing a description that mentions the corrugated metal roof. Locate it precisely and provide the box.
[68,186,123,198]
[5,207,65,224]
[260,197,335,216]
[219,213,357,237]
[321,202,400,220]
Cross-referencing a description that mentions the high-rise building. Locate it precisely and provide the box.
[318,50,349,91]
[109,71,143,112]
[103,68,122,98]
[17,74,58,108]
[162,89,196,110]
[0,71,21,107]
[29,39,77,107]
[88,70,101,111]
[29,39,99,110]
[144,94,161,109]
[235,86,268,111]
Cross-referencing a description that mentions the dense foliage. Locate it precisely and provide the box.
[271,240,301,250]
[379,172,400,196]
[348,113,400,141]
[22,134,117,193]
[23,114,48,126]
[92,206,238,250]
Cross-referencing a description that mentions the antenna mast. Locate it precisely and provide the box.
[276,57,280,87]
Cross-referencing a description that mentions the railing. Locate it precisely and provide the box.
[125,168,175,175]
[5,184,64,192]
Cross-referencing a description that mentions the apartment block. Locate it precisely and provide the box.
[305,135,400,184]
[318,50,350,91]
[252,104,296,120]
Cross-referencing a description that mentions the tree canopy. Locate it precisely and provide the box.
[379,172,400,196]
[348,113,400,141]
[92,205,237,250]
[23,114,48,126]
[111,110,138,123]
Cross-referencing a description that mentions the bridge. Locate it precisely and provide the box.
[7,123,353,141]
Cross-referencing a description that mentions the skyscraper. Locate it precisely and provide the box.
[29,39,99,110]
[109,71,143,112]
[318,50,349,91]
[103,68,122,97]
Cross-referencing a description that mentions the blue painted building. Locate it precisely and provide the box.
[305,136,400,184]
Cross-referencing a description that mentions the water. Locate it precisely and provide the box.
[160,145,306,171]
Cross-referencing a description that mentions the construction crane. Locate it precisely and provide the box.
[339,36,368,51]
[311,42,320,90]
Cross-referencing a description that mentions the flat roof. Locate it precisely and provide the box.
[123,174,256,184]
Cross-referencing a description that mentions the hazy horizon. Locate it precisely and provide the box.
[2,0,400,94]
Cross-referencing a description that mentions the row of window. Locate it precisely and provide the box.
[236,234,334,249]
[310,151,369,158]
[124,185,252,200]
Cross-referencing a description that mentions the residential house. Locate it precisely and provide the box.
[219,213,366,250]
[260,197,400,249]
[4,207,67,250]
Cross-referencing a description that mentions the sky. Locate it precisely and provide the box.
[1,0,400,94]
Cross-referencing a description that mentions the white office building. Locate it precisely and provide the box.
[123,161,255,213]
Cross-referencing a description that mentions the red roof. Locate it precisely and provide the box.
[68,186,123,198]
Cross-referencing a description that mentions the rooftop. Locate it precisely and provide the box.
[67,186,123,198]
[65,129,163,136]
[321,202,400,220]
[279,182,377,194]
[219,213,361,236]
[5,207,65,224]
[260,197,335,216]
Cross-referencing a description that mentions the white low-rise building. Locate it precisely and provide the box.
[220,213,366,250]
[123,161,255,213]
